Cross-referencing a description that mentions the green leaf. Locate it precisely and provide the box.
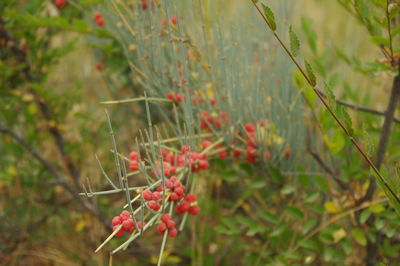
[286,206,304,219]
[305,60,317,86]
[337,105,354,136]
[360,209,371,224]
[302,217,317,234]
[281,184,296,195]
[301,17,317,55]
[261,4,277,31]
[299,238,321,251]
[352,228,367,246]
[362,128,375,157]
[258,211,278,224]
[289,26,300,57]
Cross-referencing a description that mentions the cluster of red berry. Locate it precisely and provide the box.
[160,146,209,174]
[94,12,104,27]
[111,210,144,238]
[199,111,229,130]
[157,214,178,237]
[166,92,184,103]
[129,152,140,171]
[55,0,66,8]
[142,189,163,211]
[176,193,200,215]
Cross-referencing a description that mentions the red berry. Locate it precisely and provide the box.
[181,145,190,154]
[210,98,216,105]
[166,219,175,229]
[166,92,174,100]
[95,63,103,70]
[55,0,66,8]
[284,150,291,158]
[141,0,148,10]
[152,191,162,201]
[246,155,257,163]
[113,225,124,237]
[142,190,153,201]
[129,160,139,171]
[168,228,178,237]
[189,205,200,215]
[178,201,190,213]
[175,93,184,102]
[232,150,241,158]
[186,193,197,203]
[244,123,256,133]
[94,12,102,20]
[214,119,222,129]
[174,187,184,196]
[170,192,179,202]
[157,222,167,235]
[130,152,139,160]
[246,146,257,156]
[202,140,212,149]
[218,151,228,159]
[96,18,104,27]
[148,200,160,211]
[136,221,145,229]
[198,159,209,170]
[161,214,172,223]
[122,218,134,232]
[120,210,131,220]
[112,216,122,226]
[171,15,177,25]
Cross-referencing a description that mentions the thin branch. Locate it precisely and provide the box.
[251,1,400,205]
[0,122,101,219]
[316,88,400,124]
[308,150,354,194]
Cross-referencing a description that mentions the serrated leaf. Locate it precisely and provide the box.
[289,26,300,57]
[362,128,375,156]
[261,4,277,31]
[352,228,367,246]
[323,83,336,109]
[305,60,317,86]
[337,105,354,136]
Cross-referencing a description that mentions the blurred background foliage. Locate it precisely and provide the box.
[0,0,399,265]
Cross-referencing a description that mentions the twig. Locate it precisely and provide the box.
[316,88,400,124]
[250,0,400,205]
[0,122,102,220]
[308,149,354,194]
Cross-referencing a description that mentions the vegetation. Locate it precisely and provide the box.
[1,0,399,265]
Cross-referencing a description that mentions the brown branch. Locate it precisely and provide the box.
[308,149,354,194]
[0,18,81,185]
[316,88,400,124]
[362,73,400,202]
[0,122,102,220]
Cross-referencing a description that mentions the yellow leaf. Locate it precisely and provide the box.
[75,219,86,232]
[369,204,385,213]
[206,83,214,98]
[324,201,343,213]
[6,166,17,176]
[332,228,346,243]
[28,103,38,115]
